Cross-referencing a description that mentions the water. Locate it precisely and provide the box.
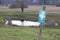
[5,20,40,26]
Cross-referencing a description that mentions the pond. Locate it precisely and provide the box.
[5,20,40,27]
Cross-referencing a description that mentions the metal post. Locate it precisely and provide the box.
[38,24,43,40]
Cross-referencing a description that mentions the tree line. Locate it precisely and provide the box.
[0,0,60,6]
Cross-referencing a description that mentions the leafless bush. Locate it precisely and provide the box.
[9,0,28,8]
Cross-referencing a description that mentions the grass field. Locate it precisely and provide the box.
[0,26,60,40]
[0,7,60,40]
[0,11,60,25]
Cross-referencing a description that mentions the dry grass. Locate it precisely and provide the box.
[0,5,60,13]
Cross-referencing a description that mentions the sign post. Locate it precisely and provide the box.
[38,6,46,40]
[38,23,43,40]
[38,0,46,40]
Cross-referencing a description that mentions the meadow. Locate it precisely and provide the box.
[0,11,60,25]
[0,7,60,40]
[0,26,60,40]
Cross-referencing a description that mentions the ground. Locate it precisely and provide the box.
[0,5,60,13]
[0,5,60,40]
[0,26,60,40]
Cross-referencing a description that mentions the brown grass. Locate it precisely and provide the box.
[0,5,60,13]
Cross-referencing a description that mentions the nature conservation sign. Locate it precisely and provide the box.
[38,10,46,25]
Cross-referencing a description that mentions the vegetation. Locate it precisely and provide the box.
[0,26,60,40]
[0,11,60,25]
[0,7,60,40]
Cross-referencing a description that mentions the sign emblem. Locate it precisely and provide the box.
[38,10,46,24]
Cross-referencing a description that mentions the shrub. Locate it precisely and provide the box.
[9,0,28,8]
